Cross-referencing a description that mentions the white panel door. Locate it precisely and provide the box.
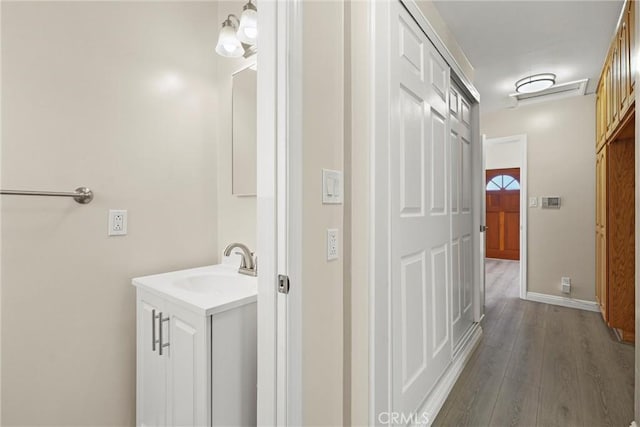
[165,303,208,427]
[137,291,167,427]
[449,83,474,351]
[390,4,452,416]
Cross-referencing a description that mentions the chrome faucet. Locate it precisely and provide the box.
[223,243,258,277]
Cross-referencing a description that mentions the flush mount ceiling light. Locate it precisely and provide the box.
[515,73,556,93]
[237,0,257,45]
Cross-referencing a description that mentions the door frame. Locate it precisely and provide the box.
[256,1,303,425]
[369,0,482,423]
[482,134,528,299]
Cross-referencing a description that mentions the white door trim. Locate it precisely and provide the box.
[369,0,482,423]
[256,1,303,424]
[370,0,392,421]
[482,134,528,300]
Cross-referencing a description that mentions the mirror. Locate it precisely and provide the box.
[232,65,257,196]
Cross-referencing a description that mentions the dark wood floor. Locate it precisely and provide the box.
[434,259,635,427]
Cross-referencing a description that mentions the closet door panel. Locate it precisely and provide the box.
[390,4,452,417]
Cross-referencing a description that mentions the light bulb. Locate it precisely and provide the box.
[243,27,258,40]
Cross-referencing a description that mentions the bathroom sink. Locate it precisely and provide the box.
[173,273,254,294]
[132,263,257,315]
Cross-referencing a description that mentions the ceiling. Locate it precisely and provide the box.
[433,1,624,112]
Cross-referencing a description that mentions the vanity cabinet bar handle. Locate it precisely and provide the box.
[158,312,170,356]
[151,309,157,352]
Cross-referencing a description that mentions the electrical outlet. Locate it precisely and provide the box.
[327,229,338,261]
[561,276,571,294]
[109,209,127,236]
[529,197,538,207]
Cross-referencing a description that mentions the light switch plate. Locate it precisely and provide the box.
[322,169,343,204]
[327,228,338,261]
[108,209,127,236]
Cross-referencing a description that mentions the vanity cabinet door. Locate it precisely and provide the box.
[137,291,210,427]
[165,303,209,427]
[137,290,167,427]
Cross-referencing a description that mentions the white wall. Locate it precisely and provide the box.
[216,0,257,257]
[481,94,596,301]
[1,2,219,425]
[302,1,344,424]
[485,140,522,170]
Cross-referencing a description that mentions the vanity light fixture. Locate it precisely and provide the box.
[215,1,258,59]
[237,0,258,45]
[515,73,556,93]
[216,15,243,58]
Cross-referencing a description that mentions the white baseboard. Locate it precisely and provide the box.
[416,324,483,426]
[525,291,600,312]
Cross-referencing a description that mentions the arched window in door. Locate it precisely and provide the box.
[486,174,520,191]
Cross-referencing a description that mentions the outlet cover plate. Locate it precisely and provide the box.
[108,209,128,236]
[327,228,338,261]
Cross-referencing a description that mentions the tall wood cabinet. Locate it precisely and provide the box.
[595,0,636,342]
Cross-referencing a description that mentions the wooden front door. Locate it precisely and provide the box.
[486,168,520,260]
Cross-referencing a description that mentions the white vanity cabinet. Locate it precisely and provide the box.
[134,264,257,427]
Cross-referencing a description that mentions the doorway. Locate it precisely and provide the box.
[483,135,527,300]
[486,168,521,260]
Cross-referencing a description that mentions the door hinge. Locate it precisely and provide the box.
[278,274,290,294]
[480,225,488,232]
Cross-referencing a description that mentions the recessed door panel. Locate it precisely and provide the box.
[451,131,460,214]
[430,52,448,104]
[451,239,461,324]
[430,110,447,214]
[400,252,428,390]
[400,86,425,216]
[399,17,423,80]
[461,137,472,213]
[463,235,473,313]
[432,245,449,356]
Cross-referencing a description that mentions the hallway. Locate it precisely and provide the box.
[434,260,635,426]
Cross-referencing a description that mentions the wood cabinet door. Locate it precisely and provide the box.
[595,149,608,319]
[630,0,636,94]
[619,19,630,113]
[486,168,520,260]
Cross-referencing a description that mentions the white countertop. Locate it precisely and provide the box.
[132,261,257,316]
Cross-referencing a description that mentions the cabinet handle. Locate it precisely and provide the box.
[151,309,158,352]
[158,312,170,356]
